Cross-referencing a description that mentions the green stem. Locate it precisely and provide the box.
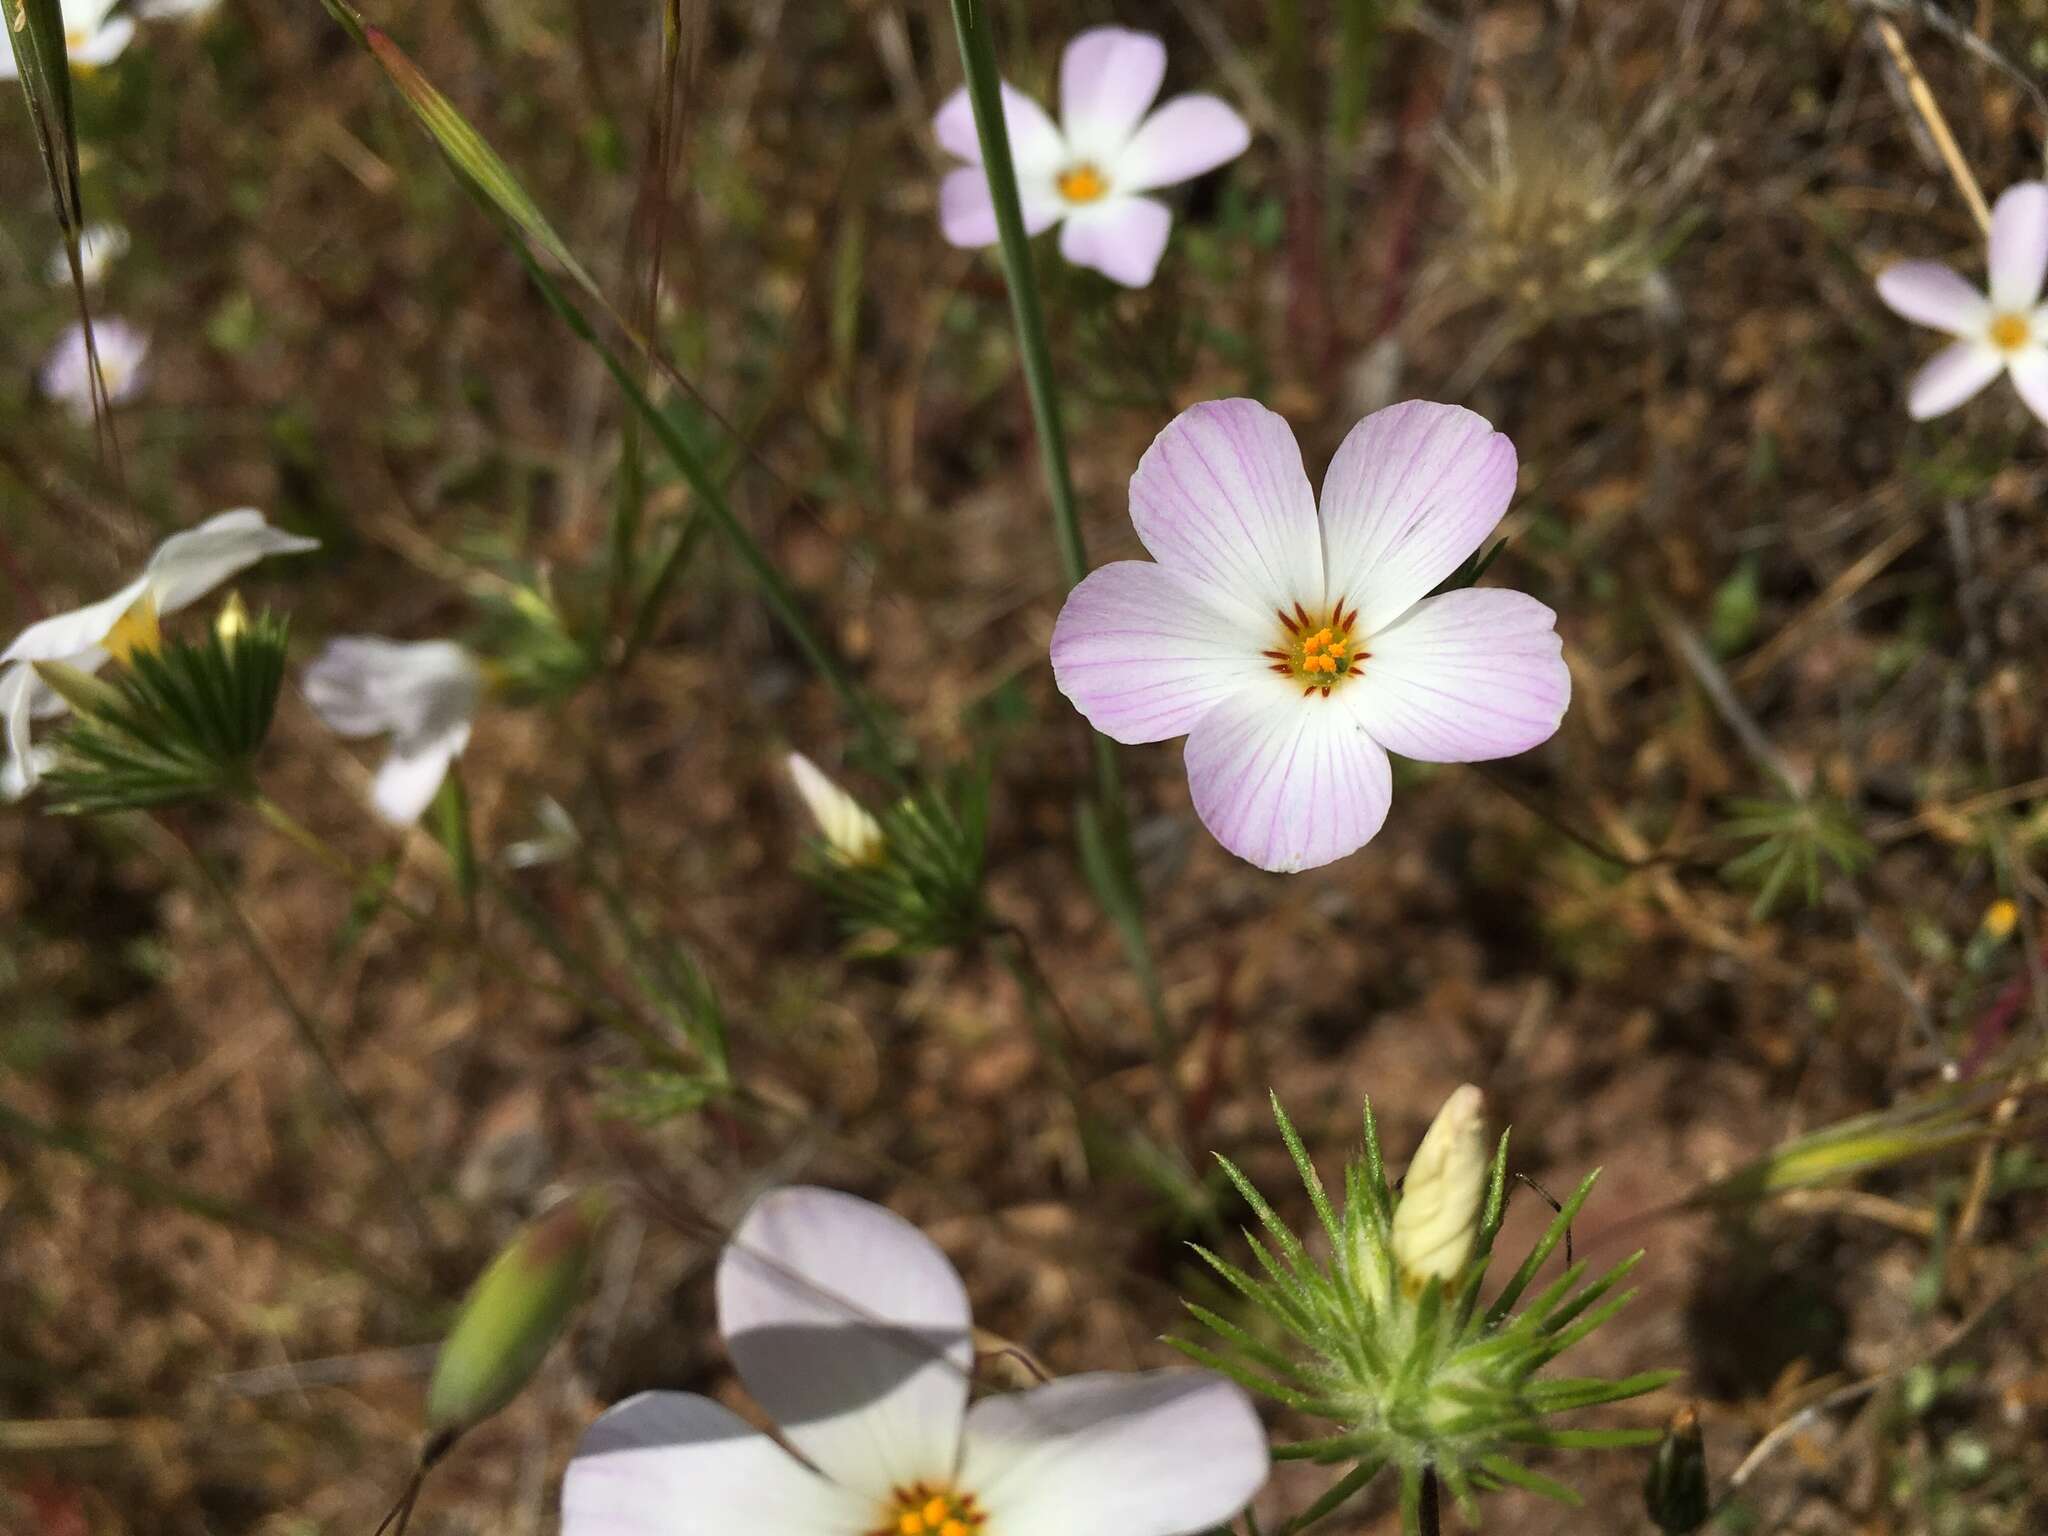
[945,0,1179,1132]
[0,1100,432,1304]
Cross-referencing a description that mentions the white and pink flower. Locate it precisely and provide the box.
[1876,181,2048,425]
[562,1186,1268,1536]
[934,27,1249,289]
[38,318,149,423]
[1051,399,1570,873]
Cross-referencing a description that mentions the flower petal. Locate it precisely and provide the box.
[1057,195,1172,287]
[562,1391,870,1536]
[2007,346,2048,427]
[1129,399,1322,624]
[1182,680,1392,872]
[302,637,482,742]
[1050,561,1268,745]
[932,82,1066,177]
[0,578,148,666]
[718,1187,971,1501]
[370,726,468,826]
[959,1372,1268,1536]
[1058,27,1165,164]
[939,166,1063,249]
[1990,181,2048,312]
[1319,400,1517,633]
[1906,340,2003,420]
[145,509,318,616]
[1,666,38,800]
[1874,261,1989,337]
[1347,588,1569,763]
[1112,96,1251,193]
[71,15,133,66]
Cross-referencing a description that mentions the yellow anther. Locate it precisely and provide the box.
[922,1498,949,1525]
[1984,899,2019,940]
[1057,164,1108,204]
[898,1515,924,1536]
[1991,312,2032,351]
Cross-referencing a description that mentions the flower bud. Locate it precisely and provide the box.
[32,661,127,720]
[426,1189,616,1439]
[1643,1404,1709,1533]
[788,752,885,866]
[1390,1085,1489,1292]
[215,591,250,647]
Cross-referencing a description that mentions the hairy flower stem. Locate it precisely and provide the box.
[945,0,1179,1135]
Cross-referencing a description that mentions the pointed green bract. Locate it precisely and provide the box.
[1180,1096,1673,1531]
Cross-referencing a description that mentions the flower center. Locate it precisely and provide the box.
[1991,312,2033,352]
[1057,164,1108,204]
[101,593,162,664]
[870,1482,986,1536]
[1264,601,1365,698]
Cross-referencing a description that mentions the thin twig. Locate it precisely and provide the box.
[1871,16,1992,235]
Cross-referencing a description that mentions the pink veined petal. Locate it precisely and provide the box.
[1988,181,2048,312]
[2005,344,2048,428]
[1112,96,1252,193]
[1347,588,1569,763]
[1906,340,2003,420]
[958,1372,1270,1536]
[931,81,1067,178]
[1318,400,1518,633]
[718,1187,972,1502]
[1058,27,1166,164]
[1182,680,1392,873]
[1129,399,1323,625]
[1874,262,1990,337]
[562,1392,871,1536]
[1057,195,1173,287]
[1050,560,1269,745]
[939,166,1063,249]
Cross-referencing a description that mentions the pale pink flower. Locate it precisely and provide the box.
[1051,399,1570,873]
[1876,181,2048,425]
[933,27,1249,288]
[38,318,149,423]
[563,1186,1268,1536]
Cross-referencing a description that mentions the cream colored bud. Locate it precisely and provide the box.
[787,752,885,866]
[215,591,250,647]
[1391,1085,1489,1292]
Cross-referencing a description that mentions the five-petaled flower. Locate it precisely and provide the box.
[0,0,134,78]
[303,637,484,827]
[934,27,1249,289]
[562,1186,1269,1536]
[1050,399,1570,873]
[39,319,150,423]
[1,510,317,799]
[1876,181,2048,426]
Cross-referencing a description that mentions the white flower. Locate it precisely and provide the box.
[0,0,135,78]
[788,752,886,866]
[563,1186,1269,1536]
[46,223,130,289]
[1389,1086,1490,1292]
[1876,181,2048,425]
[934,27,1250,288]
[38,318,150,423]
[137,0,224,18]
[1,510,318,799]
[302,637,484,827]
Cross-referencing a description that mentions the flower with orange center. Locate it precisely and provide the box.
[1877,180,2048,425]
[563,1187,1268,1536]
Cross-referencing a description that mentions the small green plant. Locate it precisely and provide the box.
[1718,793,1874,919]
[1177,1090,1673,1533]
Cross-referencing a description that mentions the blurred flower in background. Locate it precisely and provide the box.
[0,0,135,78]
[934,27,1249,288]
[562,1186,1268,1536]
[787,752,886,867]
[38,318,150,422]
[46,223,130,288]
[1052,399,1569,872]
[137,0,225,20]
[1876,180,2048,425]
[303,637,485,826]
[0,510,317,798]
